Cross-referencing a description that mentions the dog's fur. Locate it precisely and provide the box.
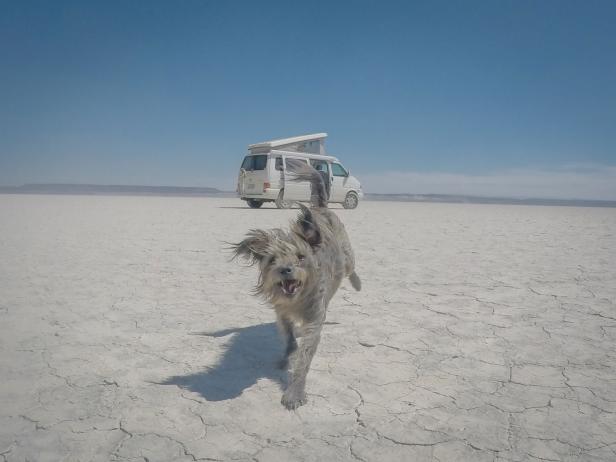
[231,162,361,409]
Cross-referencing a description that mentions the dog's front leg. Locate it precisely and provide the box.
[276,314,297,370]
[281,316,323,410]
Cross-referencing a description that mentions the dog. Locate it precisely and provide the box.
[231,161,361,409]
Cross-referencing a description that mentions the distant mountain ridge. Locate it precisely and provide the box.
[0,183,234,197]
[365,193,616,208]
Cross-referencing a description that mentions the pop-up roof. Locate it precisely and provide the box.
[249,133,327,150]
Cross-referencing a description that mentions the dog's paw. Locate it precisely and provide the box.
[281,389,307,410]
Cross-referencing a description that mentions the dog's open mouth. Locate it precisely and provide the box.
[280,279,301,296]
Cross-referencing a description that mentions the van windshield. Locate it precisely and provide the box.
[241,155,267,171]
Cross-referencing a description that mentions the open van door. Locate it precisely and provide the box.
[330,162,349,202]
[281,156,311,202]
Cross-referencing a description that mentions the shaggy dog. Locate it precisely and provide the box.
[232,162,361,409]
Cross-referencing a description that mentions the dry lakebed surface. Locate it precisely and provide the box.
[1,194,615,461]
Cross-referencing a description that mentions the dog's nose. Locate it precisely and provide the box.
[279,267,292,275]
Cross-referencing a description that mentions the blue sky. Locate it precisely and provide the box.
[1,0,615,198]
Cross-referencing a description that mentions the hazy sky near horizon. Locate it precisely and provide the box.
[1,0,616,199]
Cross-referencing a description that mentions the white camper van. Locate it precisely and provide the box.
[237,133,364,209]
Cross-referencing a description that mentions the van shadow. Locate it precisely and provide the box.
[159,323,285,401]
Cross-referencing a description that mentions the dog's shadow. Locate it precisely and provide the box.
[159,323,285,401]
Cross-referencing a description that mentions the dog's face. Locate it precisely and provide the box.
[232,206,322,303]
[258,235,315,301]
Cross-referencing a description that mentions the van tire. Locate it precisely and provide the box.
[275,191,293,209]
[247,199,263,209]
[343,192,359,209]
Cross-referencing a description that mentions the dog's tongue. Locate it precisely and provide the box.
[283,280,299,295]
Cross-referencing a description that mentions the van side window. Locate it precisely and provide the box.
[285,158,308,171]
[275,157,283,171]
[310,160,329,173]
[331,163,348,177]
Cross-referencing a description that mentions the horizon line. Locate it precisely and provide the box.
[1,183,616,207]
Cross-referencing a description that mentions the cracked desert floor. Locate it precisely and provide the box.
[1,195,615,462]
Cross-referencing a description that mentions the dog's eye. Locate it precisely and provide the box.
[297,254,305,262]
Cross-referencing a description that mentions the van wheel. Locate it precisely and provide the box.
[275,191,293,209]
[343,192,359,209]
[247,200,263,209]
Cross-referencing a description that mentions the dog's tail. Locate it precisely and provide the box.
[349,271,362,291]
[286,159,328,208]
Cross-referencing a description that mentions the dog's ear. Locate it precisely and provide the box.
[295,204,322,247]
[230,229,272,264]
